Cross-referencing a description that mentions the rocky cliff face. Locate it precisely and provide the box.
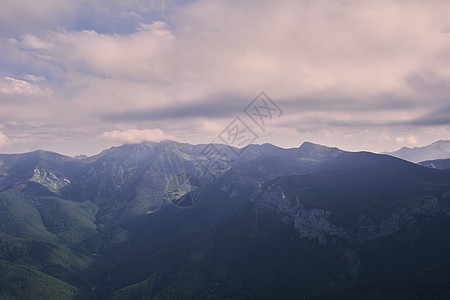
[30,168,70,192]
[365,193,450,240]
[255,185,346,244]
[254,183,450,245]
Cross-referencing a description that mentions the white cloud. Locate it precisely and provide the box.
[23,74,46,82]
[396,135,419,145]
[21,21,175,81]
[99,128,174,144]
[378,131,392,143]
[0,77,51,95]
[0,131,9,148]
[21,34,53,49]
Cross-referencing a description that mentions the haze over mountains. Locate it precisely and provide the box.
[385,140,450,163]
[1,140,450,299]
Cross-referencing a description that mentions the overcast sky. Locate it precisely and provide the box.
[1,0,450,156]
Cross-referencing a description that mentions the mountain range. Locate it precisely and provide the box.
[1,140,450,299]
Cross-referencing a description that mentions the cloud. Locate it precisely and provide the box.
[0,77,52,96]
[14,21,174,81]
[99,128,175,144]
[396,135,418,145]
[12,1,450,107]
[23,75,46,82]
[102,92,246,122]
[378,131,392,143]
[21,34,53,49]
[1,0,450,155]
[0,131,9,148]
[0,0,76,35]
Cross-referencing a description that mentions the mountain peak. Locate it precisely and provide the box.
[299,141,319,150]
[299,141,341,151]
[296,141,343,163]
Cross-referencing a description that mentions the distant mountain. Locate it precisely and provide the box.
[385,140,450,163]
[1,140,450,299]
[419,158,450,170]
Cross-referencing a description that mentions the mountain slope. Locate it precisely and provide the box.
[419,158,450,170]
[0,260,88,300]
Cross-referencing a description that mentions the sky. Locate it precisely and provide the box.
[1,0,450,156]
